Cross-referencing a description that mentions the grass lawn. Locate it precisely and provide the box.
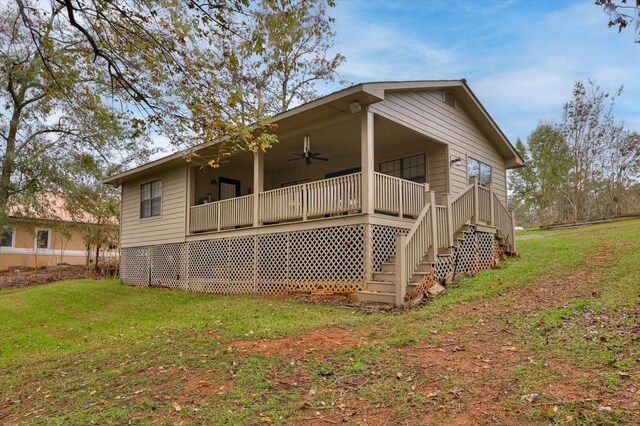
[1,219,640,424]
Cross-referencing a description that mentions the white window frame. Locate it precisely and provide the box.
[140,179,163,219]
[0,227,15,248]
[468,156,492,186]
[379,153,428,183]
[35,228,52,250]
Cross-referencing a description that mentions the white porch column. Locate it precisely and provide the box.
[253,150,264,227]
[361,109,375,215]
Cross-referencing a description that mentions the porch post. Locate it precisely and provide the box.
[443,193,454,248]
[361,109,375,215]
[470,175,479,225]
[394,234,407,307]
[510,210,517,253]
[428,190,438,261]
[253,150,264,227]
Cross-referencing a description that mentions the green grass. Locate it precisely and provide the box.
[2,218,640,425]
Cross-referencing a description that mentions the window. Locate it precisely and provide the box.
[140,180,162,218]
[468,157,492,186]
[35,229,50,249]
[0,228,14,247]
[379,154,426,183]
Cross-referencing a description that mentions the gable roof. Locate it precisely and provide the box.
[9,194,116,225]
[104,79,524,185]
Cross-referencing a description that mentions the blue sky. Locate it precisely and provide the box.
[321,0,640,144]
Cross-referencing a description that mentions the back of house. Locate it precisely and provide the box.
[105,80,524,305]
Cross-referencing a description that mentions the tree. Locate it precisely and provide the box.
[1,4,153,221]
[510,79,640,226]
[560,80,622,222]
[602,130,640,215]
[509,125,572,225]
[251,0,346,115]
[13,0,344,169]
[508,138,536,225]
[596,0,640,43]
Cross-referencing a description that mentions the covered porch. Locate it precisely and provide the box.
[187,110,449,234]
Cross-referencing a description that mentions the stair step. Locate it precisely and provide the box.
[365,280,395,292]
[415,262,434,273]
[373,271,395,282]
[380,262,395,272]
[412,273,430,283]
[357,290,395,305]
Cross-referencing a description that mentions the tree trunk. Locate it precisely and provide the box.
[0,105,21,213]
[95,244,101,272]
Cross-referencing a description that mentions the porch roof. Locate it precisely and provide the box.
[104,80,524,185]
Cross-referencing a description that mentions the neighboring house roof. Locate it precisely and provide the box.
[8,194,116,225]
[104,79,525,185]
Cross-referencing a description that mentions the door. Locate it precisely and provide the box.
[219,177,241,200]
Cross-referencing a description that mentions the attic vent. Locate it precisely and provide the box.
[443,91,455,108]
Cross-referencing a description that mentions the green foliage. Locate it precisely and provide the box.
[0,3,155,221]
[13,1,345,171]
[509,80,640,226]
[2,219,640,423]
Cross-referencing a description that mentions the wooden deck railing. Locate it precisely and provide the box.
[451,183,475,232]
[494,192,514,248]
[307,173,361,217]
[259,185,304,223]
[374,172,426,217]
[189,194,254,233]
[477,185,492,223]
[435,205,449,249]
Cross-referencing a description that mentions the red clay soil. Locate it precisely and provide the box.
[318,244,640,425]
[230,327,369,358]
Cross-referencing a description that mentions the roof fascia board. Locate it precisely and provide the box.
[457,81,525,166]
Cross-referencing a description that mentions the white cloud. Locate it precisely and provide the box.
[328,0,640,143]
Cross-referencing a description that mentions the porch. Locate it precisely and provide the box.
[187,110,449,235]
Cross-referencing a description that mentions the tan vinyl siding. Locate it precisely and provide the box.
[121,165,187,248]
[369,90,508,204]
[426,147,447,196]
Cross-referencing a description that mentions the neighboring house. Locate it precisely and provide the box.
[0,197,117,271]
[105,80,525,306]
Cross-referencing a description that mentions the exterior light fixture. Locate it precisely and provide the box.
[349,102,362,114]
[450,156,462,167]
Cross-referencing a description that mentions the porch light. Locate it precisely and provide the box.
[450,156,462,167]
[349,101,361,113]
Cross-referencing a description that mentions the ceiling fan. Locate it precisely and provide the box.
[288,135,329,165]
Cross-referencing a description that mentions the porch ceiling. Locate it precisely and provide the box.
[231,115,442,173]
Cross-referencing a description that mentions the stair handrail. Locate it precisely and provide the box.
[395,189,437,306]
[449,180,476,235]
[493,192,516,251]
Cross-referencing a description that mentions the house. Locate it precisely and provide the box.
[0,196,118,271]
[104,80,524,306]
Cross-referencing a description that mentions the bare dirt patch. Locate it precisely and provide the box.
[230,327,368,358]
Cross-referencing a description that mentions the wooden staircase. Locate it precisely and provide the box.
[356,178,516,307]
[357,225,475,305]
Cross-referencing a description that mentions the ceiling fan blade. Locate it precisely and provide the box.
[288,157,305,161]
[314,157,330,161]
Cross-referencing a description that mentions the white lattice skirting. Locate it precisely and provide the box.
[120,224,499,295]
